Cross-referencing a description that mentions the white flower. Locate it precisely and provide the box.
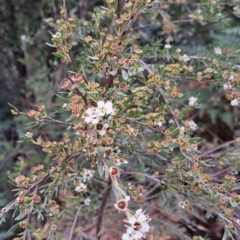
[169,119,175,124]
[188,96,198,106]
[84,198,91,206]
[62,103,68,108]
[25,132,33,138]
[223,82,231,90]
[82,101,114,126]
[165,44,171,49]
[75,183,87,193]
[82,168,94,182]
[182,54,190,62]
[104,101,114,115]
[188,120,198,131]
[97,123,109,136]
[97,101,114,116]
[82,108,101,125]
[154,119,162,127]
[229,75,234,80]
[180,126,185,135]
[20,35,26,41]
[122,209,151,240]
[231,99,238,106]
[214,47,222,55]
[114,196,130,211]
[112,157,128,166]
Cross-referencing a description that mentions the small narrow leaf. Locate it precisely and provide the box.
[97,160,104,177]
[122,69,129,81]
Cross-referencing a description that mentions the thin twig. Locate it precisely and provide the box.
[140,60,194,163]
[200,139,236,157]
[68,205,82,240]
[0,152,81,215]
[96,179,111,240]
[152,217,192,240]
[126,172,161,183]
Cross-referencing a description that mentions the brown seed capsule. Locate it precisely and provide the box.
[61,79,72,90]
[85,36,93,43]
[109,166,119,176]
[38,105,45,112]
[16,196,24,204]
[33,195,41,204]
[72,74,83,83]
[28,110,36,117]
[50,200,57,207]
[135,195,144,203]
[19,221,27,229]
[15,175,26,183]
[114,196,130,211]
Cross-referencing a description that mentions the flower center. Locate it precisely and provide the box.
[117,200,126,210]
[105,149,112,156]
[134,222,142,230]
[96,123,103,130]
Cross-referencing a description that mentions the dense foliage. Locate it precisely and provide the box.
[1,0,240,239]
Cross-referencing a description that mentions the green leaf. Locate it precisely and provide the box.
[87,55,99,60]
[105,88,116,99]
[189,137,202,144]
[7,222,19,233]
[97,146,111,153]
[108,60,118,67]
[42,148,51,153]
[96,29,100,39]
[229,199,238,207]
[97,160,104,177]
[104,168,109,180]
[122,69,129,81]
[8,102,19,111]
[207,109,219,125]
[8,175,17,185]
[15,214,26,221]
[55,93,69,101]
[52,52,63,58]
[112,185,118,198]
[156,154,167,161]
[140,44,149,58]
[79,38,91,48]
[45,42,56,48]
[171,128,180,135]
[154,134,160,141]
[160,148,170,154]
[0,232,14,240]
[66,115,75,122]
[219,112,233,131]
[222,227,230,240]
[109,70,117,76]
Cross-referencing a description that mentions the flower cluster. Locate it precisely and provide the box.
[82,101,114,126]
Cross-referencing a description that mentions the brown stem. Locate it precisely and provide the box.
[200,139,236,157]
[96,179,111,240]
[117,0,121,18]
[68,205,82,240]
[67,75,88,105]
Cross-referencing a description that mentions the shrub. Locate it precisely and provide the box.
[2,0,240,239]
